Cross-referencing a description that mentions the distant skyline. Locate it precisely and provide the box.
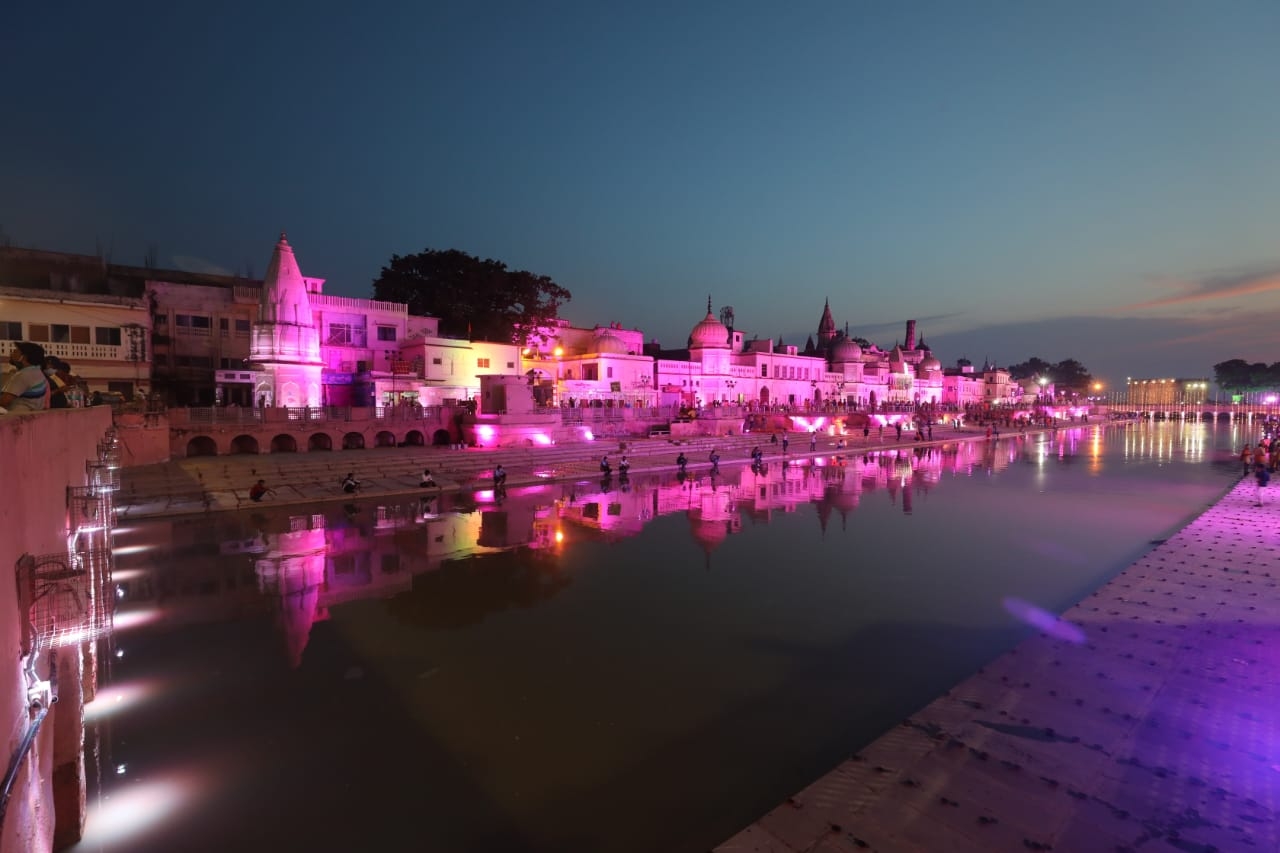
[5,1,1280,386]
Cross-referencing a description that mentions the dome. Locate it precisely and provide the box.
[594,332,628,354]
[921,356,941,371]
[689,302,730,349]
[830,337,862,362]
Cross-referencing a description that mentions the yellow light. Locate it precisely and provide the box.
[553,347,563,357]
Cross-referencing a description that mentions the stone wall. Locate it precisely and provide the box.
[0,407,113,853]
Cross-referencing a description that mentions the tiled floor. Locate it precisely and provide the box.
[718,476,1280,852]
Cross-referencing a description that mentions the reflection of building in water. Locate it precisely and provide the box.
[113,431,1068,665]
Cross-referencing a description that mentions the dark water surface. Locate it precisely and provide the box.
[75,422,1245,852]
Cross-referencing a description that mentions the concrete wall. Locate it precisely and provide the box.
[0,406,113,853]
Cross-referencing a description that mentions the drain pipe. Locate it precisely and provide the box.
[0,654,58,828]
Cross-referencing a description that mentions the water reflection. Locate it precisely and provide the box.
[89,422,1245,853]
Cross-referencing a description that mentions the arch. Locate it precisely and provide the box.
[342,432,365,450]
[375,431,397,448]
[186,435,218,457]
[759,386,771,406]
[270,434,298,453]
[432,429,452,446]
[403,430,425,446]
[229,434,259,455]
[308,433,333,451]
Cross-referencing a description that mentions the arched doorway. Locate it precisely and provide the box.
[374,431,396,448]
[270,434,298,453]
[432,429,452,446]
[404,430,424,446]
[759,387,771,407]
[229,435,259,455]
[186,436,218,457]
[343,432,365,450]
[308,433,333,451]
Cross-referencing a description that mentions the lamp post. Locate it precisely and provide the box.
[725,378,736,405]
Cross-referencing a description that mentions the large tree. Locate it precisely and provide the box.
[1213,359,1280,394]
[1007,356,1093,395]
[372,249,571,343]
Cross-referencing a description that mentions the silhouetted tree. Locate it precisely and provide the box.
[372,249,571,343]
[1008,356,1093,395]
[1213,359,1280,394]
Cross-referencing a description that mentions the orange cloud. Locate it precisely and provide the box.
[1122,266,1280,310]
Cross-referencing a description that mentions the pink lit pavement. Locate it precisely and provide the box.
[717,474,1280,852]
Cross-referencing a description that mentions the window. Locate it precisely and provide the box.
[761,365,768,377]
[432,357,442,365]
[607,366,613,378]
[234,319,250,336]
[376,326,397,342]
[325,313,366,347]
[477,357,490,369]
[583,363,599,381]
[0,321,21,339]
[50,324,90,344]
[176,314,211,335]
[219,318,229,337]
[506,361,514,369]
[95,327,122,346]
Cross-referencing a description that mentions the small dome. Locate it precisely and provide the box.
[830,337,862,362]
[594,332,628,354]
[921,356,941,371]
[689,307,730,349]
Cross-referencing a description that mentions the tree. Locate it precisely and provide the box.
[1213,359,1280,395]
[1006,357,1055,382]
[1007,356,1093,395]
[372,249,571,343]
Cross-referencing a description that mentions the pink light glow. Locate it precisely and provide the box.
[1002,597,1086,644]
[112,608,165,632]
[80,773,202,848]
[532,433,553,445]
[84,678,166,723]
[791,416,827,433]
[476,425,496,444]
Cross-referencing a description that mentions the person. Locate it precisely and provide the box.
[770,433,778,445]
[676,452,687,473]
[1255,462,1271,506]
[781,434,789,453]
[420,468,436,488]
[249,479,275,502]
[493,464,507,487]
[341,473,361,494]
[618,455,630,474]
[0,342,49,414]
[810,431,817,451]
[42,357,74,409]
[709,449,720,470]
[600,454,611,474]
[1241,444,1254,475]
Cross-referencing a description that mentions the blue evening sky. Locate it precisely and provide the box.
[5,1,1280,385]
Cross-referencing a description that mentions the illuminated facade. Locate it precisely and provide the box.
[1125,377,1211,407]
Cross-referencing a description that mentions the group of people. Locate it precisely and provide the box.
[1241,441,1277,506]
[599,454,630,476]
[2,341,112,414]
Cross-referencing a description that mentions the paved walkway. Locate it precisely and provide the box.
[716,473,1278,853]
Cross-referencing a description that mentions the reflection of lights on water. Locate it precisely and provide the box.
[111,569,147,582]
[115,648,124,659]
[112,609,163,632]
[116,764,127,775]
[555,530,564,543]
[115,586,125,599]
[1002,597,1086,644]
[112,544,153,557]
[81,773,200,848]
[85,679,164,723]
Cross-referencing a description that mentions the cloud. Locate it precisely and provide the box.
[171,254,234,276]
[1122,264,1280,310]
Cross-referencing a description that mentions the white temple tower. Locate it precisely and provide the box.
[249,233,324,407]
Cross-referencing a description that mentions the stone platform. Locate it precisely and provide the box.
[717,475,1279,852]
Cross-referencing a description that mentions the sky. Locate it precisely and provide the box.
[5,0,1280,386]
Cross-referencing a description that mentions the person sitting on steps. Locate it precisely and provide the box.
[249,479,275,502]
[493,464,507,487]
[420,468,436,488]
[341,473,361,494]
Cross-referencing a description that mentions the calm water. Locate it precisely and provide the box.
[76,422,1244,853]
